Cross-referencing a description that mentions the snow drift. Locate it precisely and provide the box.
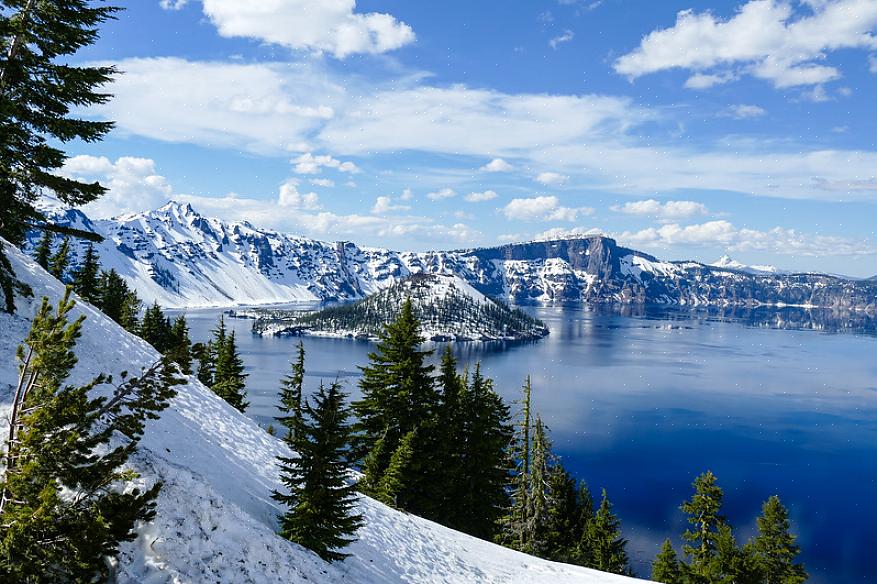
[0,242,645,583]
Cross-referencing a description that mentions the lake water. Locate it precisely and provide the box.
[179,304,877,583]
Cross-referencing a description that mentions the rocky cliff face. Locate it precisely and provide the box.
[24,201,877,312]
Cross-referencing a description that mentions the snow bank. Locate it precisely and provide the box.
[0,242,646,583]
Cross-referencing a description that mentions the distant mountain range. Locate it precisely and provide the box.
[25,201,877,312]
[247,273,549,342]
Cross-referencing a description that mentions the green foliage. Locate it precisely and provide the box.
[72,244,100,304]
[376,429,417,508]
[0,0,119,311]
[33,231,52,269]
[583,489,630,575]
[140,301,172,353]
[652,539,682,584]
[273,381,362,562]
[212,328,248,412]
[500,377,533,549]
[166,315,192,375]
[752,496,807,584]
[48,236,70,280]
[0,289,180,581]
[97,268,140,333]
[681,470,725,573]
[277,341,305,440]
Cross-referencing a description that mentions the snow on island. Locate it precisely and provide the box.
[248,273,550,342]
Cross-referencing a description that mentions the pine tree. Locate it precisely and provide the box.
[680,470,726,577]
[571,481,597,565]
[652,539,682,584]
[501,376,533,549]
[273,381,362,562]
[166,316,192,375]
[433,346,466,521]
[48,236,70,280]
[376,429,417,508]
[72,243,101,304]
[212,329,248,412]
[277,341,306,440]
[193,341,214,387]
[752,496,807,584]
[140,302,171,353]
[98,269,140,333]
[33,231,52,269]
[583,489,630,575]
[0,1,118,311]
[0,290,180,580]
[524,415,552,556]
[544,463,581,562]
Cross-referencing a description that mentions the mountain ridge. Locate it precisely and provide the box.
[25,200,877,312]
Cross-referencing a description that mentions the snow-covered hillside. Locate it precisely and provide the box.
[0,242,645,583]
[710,255,781,275]
[252,273,550,341]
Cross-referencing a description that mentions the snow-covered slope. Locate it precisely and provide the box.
[710,255,781,275]
[252,273,550,341]
[25,201,877,311]
[0,242,644,584]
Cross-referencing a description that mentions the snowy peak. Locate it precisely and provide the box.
[710,255,780,275]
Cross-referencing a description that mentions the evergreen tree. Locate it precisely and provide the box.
[432,345,467,524]
[752,496,807,584]
[544,463,581,562]
[273,381,362,562]
[98,269,140,332]
[583,489,630,575]
[140,302,171,353]
[48,236,70,280]
[501,376,533,549]
[166,316,192,375]
[680,471,726,578]
[33,230,52,269]
[72,243,101,304]
[571,481,597,565]
[652,539,682,584]
[524,415,552,556]
[277,341,306,440]
[0,290,180,581]
[212,329,248,412]
[376,429,417,508]
[0,0,118,312]
[352,299,436,515]
[193,341,214,387]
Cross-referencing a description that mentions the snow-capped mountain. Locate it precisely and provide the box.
[25,201,877,312]
[0,242,645,583]
[710,255,782,275]
[251,273,550,341]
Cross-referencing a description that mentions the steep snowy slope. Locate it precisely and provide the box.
[252,273,550,341]
[0,243,645,584]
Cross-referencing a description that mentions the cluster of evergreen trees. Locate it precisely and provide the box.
[651,471,807,584]
[194,316,249,412]
[0,290,181,580]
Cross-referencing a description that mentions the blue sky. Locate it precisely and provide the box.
[64,0,877,275]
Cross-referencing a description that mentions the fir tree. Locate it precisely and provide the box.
[0,0,118,312]
[98,269,140,332]
[377,429,417,508]
[212,329,248,412]
[166,316,192,375]
[72,243,101,304]
[571,481,597,565]
[273,381,362,562]
[680,471,726,577]
[583,489,630,575]
[0,290,180,581]
[277,341,306,440]
[140,302,171,353]
[48,236,70,280]
[193,341,214,387]
[524,415,552,556]
[544,463,581,562]
[501,376,533,549]
[752,496,807,584]
[33,231,52,269]
[652,539,682,584]
[432,346,466,522]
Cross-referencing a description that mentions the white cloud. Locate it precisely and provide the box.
[611,199,710,220]
[160,0,188,9]
[502,196,592,222]
[480,158,514,172]
[723,104,767,119]
[399,188,414,201]
[617,221,877,256]
[549,30,575,49]
[310,178,335,187]
[871,54,877,73]
[464,190,498,203]
[536,226,604,240]
[426,188,457,201]
[197,0,415,58]
[684,71,738,89]
[278,180,321,210]
[615,1,877,88]
[372,195,410,214]
[535,172,569,186]
[292,152,359,174]
[61,155,173,218]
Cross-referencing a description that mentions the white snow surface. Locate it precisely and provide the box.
[710,255,781,275]
[0,243,646,584]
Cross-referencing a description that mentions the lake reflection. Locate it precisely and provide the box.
[177,304,877,583]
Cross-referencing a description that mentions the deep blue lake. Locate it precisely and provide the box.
[179,304,877,583]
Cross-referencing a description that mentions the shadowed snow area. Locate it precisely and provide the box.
[0,242,647,583]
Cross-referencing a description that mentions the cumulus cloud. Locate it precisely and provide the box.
[160,0,188,9]
[724,104,766,119]
[399,188,414,201]
[549,30,575,49]
[61,155,173,218]
[277,180,321,210]
[502,196,592,222]
[196,0,415,58]
[535,172,569,186]
[617,221,877,256]
[536,226,604,240]
[480,158,514,172]
[464,190,498,203]
[310,178,335,187]
[427,188,457,201]
[372,195,411,214]
[293,152,359,174]
[615,1,877,88]
[611,199,710,220]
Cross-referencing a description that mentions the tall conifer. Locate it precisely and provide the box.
[583,489,630,575]
[48,236,70,280]
[752,496,807,584]
[680,470,726,577]
[212,330,248,412]
[72,244,101,304]
[652,539,682,584]
[277,341,306,440]
[33,231,52,270]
